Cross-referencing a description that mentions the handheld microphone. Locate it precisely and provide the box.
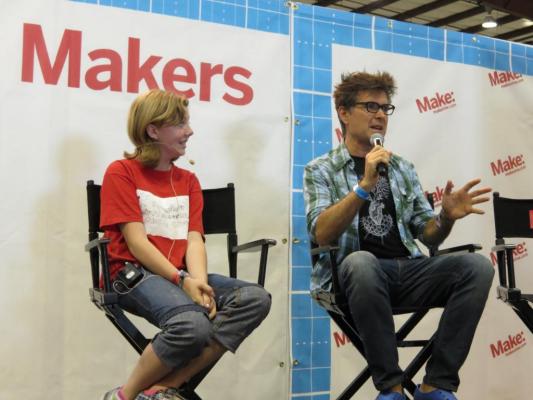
[369,133,387,177]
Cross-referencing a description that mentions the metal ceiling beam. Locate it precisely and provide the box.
[351,0,401,14]
[495,25,533,40]
[393,0,458,21]
[428,5,485,27]
[481,0,533,21]
[518,35,533,44]
[463,15,521,34]
[314,0,340,7]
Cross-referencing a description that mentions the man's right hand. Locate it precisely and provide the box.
[360,145,391,191]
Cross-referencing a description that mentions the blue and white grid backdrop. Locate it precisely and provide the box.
[49,1,533,398]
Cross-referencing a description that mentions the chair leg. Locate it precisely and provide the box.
[105,311,150,355]
[402,333,435,397]
[512,300,533,334]
[336,367,372,400]
[177,387,203,400]
[177,362,219,400]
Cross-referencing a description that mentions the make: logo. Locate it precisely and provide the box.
[415,91,456,114]
[490,154,526,176]
[490,242,528,266]
[426,186,445,207]
[490,331,527,358]
[333,331,351,348]
[488,71,523,88]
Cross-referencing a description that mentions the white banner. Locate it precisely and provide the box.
[0,1,290,399]
[330,44,533,399]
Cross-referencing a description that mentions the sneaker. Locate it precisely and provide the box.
[137,388,186,400]
[102,387,124,400]
[376,391,407,400]
[414,385,457,400]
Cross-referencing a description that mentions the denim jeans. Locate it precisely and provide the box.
[337,251,494,392]
[114,268,271,369]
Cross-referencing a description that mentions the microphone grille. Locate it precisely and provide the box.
[370,133,384,146]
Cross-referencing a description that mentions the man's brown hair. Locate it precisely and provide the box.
[333,71,397,136]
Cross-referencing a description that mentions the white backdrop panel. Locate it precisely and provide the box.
[0,1,291,399]
[330,44,533,399]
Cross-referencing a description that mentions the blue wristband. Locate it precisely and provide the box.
[353,184,370,201]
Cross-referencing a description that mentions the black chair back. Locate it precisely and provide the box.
[86,180,102,289]
[491,192,533,334]
[493,192,533,240]
[87,180,102,235]
[202,183,236,235]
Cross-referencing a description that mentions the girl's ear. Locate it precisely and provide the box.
[146,124,158,140]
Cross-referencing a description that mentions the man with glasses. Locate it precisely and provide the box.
[303,71,494,400]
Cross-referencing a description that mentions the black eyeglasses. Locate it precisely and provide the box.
[354,101,395,115]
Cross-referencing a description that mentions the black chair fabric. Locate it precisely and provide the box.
[493,193,533,239]
[202,184,236,235]
[492,192,533,333]
[85,180,276,399]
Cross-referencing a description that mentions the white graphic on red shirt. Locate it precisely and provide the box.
[137,189,189,240]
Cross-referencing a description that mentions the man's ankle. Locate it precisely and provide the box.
[389,384,404,394]
[419,383,436,393]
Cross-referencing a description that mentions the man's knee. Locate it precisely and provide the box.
[341,251,381,282]
[462,253,494,282]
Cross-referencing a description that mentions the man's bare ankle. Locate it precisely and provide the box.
[420,383,436,393]
[390,384,403,393]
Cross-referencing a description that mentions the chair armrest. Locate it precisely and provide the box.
[434,243,481,256]
[85,237,110,252]
[311,289,347,315]
[230,239,276,287]
[310,245,340,257]
[231,238,276,253]
[85,236,113,292]
[497,286,523,302]
[491,243,517,252]
[90,287,118,307]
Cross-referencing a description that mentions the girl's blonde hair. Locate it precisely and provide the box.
[124,89,189,168]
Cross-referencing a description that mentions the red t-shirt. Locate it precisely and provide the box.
[100,159,204,280]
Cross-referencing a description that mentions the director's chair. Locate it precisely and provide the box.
[310,194,481,399]
[85,181,276,399]
[492,192,533,333]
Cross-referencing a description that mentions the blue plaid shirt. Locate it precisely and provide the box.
[303,142,435,292]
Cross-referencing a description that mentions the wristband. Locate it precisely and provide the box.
[177,269,190,288]
[353,184,370,201]
[435,210,452,229]
[171,271,180,285]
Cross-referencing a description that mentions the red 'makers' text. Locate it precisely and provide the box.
[21,23,254,105]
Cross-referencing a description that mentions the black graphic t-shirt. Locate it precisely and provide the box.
[352,157,410,258]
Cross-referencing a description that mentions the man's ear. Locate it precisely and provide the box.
[146,124,158,140]
[338,107,350,125]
